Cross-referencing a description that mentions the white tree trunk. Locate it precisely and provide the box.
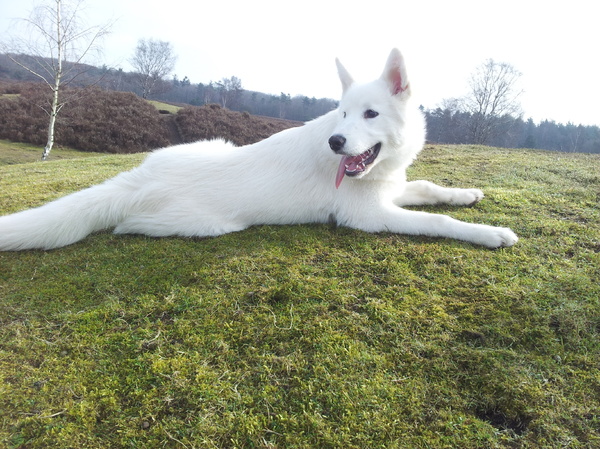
[42,0,63,161]
[42,87,59,160]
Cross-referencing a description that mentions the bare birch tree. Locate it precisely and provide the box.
[130,39,177,99]
[3,0,111,160]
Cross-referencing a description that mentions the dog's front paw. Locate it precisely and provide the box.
[451,188,484,207]
[486,227,519,248]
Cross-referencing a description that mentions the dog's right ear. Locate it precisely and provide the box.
[381,48,410,97]
[336,58,354,93]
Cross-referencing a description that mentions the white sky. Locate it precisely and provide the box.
[2,0,599,126]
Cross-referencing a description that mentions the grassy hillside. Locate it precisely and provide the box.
[0,143,599,448]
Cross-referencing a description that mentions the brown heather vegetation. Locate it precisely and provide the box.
[0,82,169,153]
[176,103,301,146]
[0,81,301,155]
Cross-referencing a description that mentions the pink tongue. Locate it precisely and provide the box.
[335,156,351,189]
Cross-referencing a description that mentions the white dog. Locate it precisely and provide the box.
[0,48,518,251]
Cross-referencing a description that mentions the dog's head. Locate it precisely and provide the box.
[330,48,416,189]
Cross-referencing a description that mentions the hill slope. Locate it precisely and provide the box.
[0,144,599,448]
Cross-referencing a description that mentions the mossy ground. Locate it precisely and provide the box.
[1,142,599,448]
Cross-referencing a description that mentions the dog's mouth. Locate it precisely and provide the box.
[335,143,381,189]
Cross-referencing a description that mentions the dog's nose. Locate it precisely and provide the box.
[329,135,346,153]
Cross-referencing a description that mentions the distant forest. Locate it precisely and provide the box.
[1,53,599,153]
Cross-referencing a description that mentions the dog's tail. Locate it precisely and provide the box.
[0,172,138,251]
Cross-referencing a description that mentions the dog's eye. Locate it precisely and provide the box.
[343,112,347,118]
[364,109,379,119]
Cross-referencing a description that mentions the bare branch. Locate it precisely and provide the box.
[6,54,54,87]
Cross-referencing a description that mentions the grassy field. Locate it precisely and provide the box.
[0,140,107,165]
[147,100,183,114]
[0,142,599,448]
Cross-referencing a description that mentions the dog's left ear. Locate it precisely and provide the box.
[336,58,354,94]
[381,48,410,96]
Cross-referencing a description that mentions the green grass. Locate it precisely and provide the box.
[0,140,108,165]
[1,144,599,448]
[147,100,182,114]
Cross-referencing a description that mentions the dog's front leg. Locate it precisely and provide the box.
[351,206,518,248]
[394,180,484,207]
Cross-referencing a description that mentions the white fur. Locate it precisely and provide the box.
[0,49,518,251]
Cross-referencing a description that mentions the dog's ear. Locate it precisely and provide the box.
[381,48,410,96]
[336,58,354,93]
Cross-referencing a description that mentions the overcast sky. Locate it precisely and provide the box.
[2,0,598,126]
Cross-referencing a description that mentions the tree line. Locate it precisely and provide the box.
[159,75,338,122]
[424,108,600,153]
